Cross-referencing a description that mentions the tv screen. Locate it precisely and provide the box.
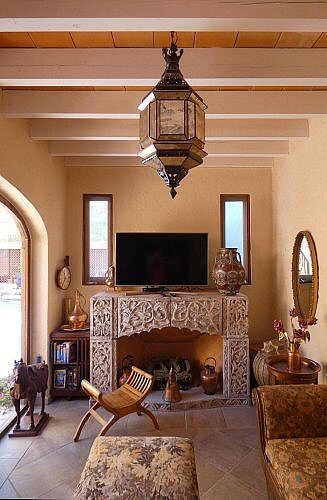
[115,233,208,287]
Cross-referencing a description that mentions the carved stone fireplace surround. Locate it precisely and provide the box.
[90,291,250,408]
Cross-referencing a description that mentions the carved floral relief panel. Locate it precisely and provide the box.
[222,339,230,397]
[225,338,249,397]
[117,296,170,337]
[224,295,248,338]
[170,296,222,335]
[91,297,113,338]
[91,340,113,392]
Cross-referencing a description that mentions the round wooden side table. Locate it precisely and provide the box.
[266,354,321,385]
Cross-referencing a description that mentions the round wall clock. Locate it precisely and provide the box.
[56,256,71,290]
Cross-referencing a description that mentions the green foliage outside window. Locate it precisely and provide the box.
[0,374,13,408]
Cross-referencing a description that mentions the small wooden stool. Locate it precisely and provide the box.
[74,436,199,499]
[73,366,159,442]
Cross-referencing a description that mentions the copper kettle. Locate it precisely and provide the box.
[118,355,133,386]
[200,357,219,395]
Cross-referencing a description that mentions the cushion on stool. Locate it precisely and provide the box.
[74,435,199,500]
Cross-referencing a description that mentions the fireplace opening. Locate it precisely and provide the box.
[116,327,223,392]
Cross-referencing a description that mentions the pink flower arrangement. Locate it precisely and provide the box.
[273,308,317,347]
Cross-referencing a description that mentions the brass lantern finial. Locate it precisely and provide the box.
[138,32,207,198]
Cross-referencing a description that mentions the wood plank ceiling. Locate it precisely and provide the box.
[1,0,327,167]
[1,31,327,49]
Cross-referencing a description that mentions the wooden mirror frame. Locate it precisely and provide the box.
[291,230,319,322]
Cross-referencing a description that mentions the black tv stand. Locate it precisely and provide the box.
[142,286,168,293]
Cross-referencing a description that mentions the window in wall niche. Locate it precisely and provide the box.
[83,194,113,285]
[220,194,251,284]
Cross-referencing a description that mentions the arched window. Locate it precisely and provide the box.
[0,196,30,436]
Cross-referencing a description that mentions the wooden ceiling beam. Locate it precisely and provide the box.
[64,156,274,168]
[48,139,289,157]
[5,90,327,119]
[30,118,309,141]
[1,1,327,32]
[1,48,327,86]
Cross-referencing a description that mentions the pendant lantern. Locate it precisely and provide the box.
[138,32,207,198]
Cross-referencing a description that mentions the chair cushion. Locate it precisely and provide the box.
[74,436,199,500]
[256,385,327,440]
[265,437,327,500]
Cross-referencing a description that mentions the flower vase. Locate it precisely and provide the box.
[288,343,302,372]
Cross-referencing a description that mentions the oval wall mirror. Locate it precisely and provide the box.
[292,231,319,321]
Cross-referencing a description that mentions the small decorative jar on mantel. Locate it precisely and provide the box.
[212,248,245,295]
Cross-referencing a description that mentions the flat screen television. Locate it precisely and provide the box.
[115,232,208,288]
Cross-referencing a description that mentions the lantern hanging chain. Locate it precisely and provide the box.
[170,31,178,46]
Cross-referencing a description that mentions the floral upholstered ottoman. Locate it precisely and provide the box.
[74,436,199,500]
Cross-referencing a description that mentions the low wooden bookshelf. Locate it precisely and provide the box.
[50,328,90,399]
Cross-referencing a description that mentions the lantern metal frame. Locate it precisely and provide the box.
[138,32,207,198]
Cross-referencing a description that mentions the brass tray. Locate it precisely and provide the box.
[60,324,90,332]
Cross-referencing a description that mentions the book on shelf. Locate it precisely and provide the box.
[66,366,79,389]
[53,366,79,390]
[53,341,77,364]
[54,368,66,388]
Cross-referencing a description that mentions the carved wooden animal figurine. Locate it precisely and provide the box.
[10,359,48,431]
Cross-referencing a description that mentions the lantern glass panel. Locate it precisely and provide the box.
[139,109,148,143]
[159,100,185,135]
[187,101,195,139]
[196,105,205,143]
[149,101,157,139]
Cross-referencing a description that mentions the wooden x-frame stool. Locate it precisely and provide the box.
[73,366,159,441]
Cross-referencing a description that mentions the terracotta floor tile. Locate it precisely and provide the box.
[230,448,268,494]
[194,429,252,472]
[154,410,186,429]
[186,408,226,429]
[195,453,225,495]
[0,435,33,459]
[0,459,19,489]
[38,478,77,499]
[9,447,78,498]
[0,478,21,499]
[222,426,260,449]
[222,406,257,428]
[203,473,268,500]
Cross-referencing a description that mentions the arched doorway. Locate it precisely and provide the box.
[0,196,29,435]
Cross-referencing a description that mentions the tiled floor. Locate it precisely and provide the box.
[0,399,268,499]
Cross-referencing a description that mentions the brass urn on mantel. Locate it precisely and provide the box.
[212,248,245,295]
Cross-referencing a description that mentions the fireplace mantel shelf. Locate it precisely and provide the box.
[90,290,250,406]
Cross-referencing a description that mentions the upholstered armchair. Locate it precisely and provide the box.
[253,384,327,500]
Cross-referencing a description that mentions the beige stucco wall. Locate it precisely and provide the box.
[273,119,327,383]
[0,92,66,363]
[66,165,273,343]
[1,97,325,381]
